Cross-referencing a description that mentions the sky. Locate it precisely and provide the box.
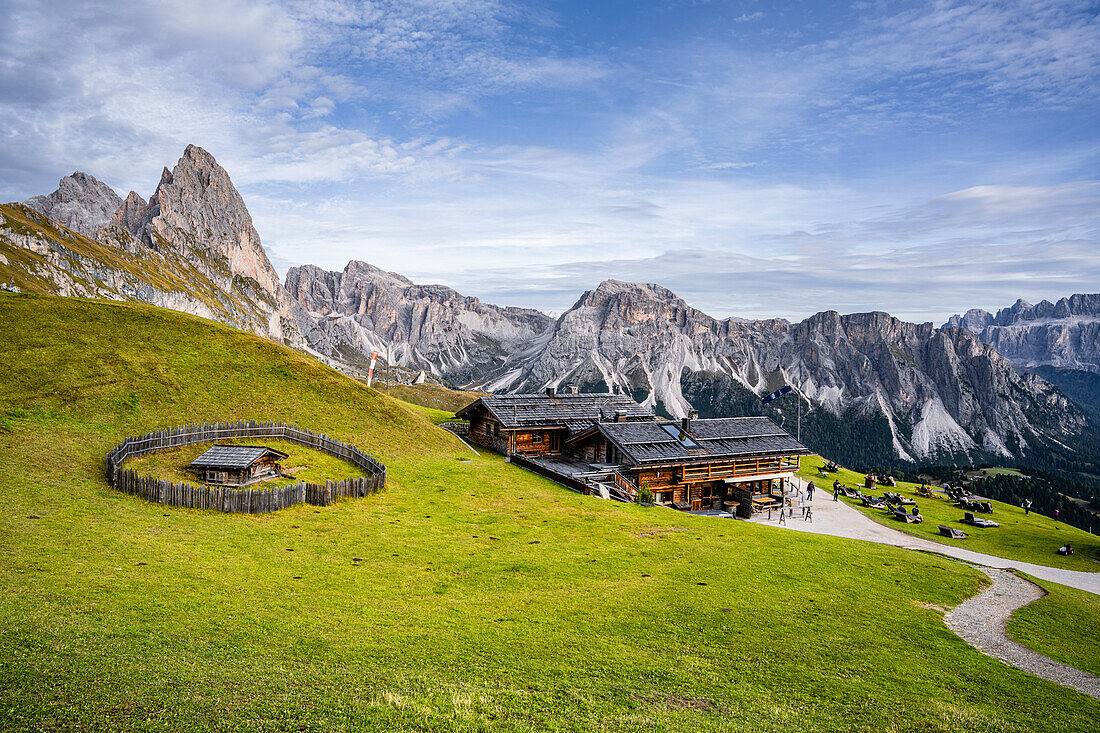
[2,0,1098,323]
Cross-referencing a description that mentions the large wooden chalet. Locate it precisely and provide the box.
[455,387,652,456]
[455,389,809,515]
[566,416,810,513]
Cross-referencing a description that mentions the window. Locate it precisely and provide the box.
[660,423,699,448]
[654,491,670,504]
[532,433,543,444]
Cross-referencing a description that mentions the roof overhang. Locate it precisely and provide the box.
[723,472,795,484]
[626,447,811,469]
[189,445,289,470]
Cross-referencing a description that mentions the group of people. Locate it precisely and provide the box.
[864,473,897,488]
[803,480,846,501]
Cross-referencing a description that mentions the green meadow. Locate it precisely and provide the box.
[1,292,1097,732]
[1009,574,1100,678]
[798,455,1100,572]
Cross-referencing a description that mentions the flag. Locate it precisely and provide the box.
[761,385,792,404]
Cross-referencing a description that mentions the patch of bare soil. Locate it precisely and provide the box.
[632,526,689,538]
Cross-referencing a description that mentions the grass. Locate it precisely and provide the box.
[798,455,1100,572]
[125,437,366,488]
[964,467,1025,479]
[1008,573,1100,677]
[376,383,484,415]
[1,292,1098,731]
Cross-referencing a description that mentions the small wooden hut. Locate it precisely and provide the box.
[189,444,289,487]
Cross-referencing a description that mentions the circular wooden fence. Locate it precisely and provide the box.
[105,420,386,514]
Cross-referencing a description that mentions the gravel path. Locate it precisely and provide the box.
[741,486,1100,697]
[944,568,1100,699]
[745,483,1100,596]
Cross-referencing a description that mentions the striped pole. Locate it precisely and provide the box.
[365,350,379,387]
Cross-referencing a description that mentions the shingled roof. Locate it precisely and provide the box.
[584,416,810,466]
[189,444,289,470]
[455,392,653,435]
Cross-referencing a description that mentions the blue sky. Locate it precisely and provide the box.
[2,0,1098,322]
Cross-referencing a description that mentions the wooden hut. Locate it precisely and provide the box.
[454,387,652,457]
[189,444,289,487]
[566,416,810,513]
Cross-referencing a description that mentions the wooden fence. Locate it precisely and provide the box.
[105,420,386,514]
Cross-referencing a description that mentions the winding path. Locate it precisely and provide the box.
[741,484,1100,698]
[945,568,1100,699]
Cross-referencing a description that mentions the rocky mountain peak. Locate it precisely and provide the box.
[135,145,281,296]
[112,191,151,234]
[944,308,994,332]
[342,260,414,289]
[942,292,1100,377]
[23,171,123,238]
[568,279,706,328]
[589,279,679,302]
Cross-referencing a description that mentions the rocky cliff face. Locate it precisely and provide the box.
[6,146,304,346]
[24,172,123,238]
[484,280,1093,466]
[945,294,1100,374]
[285,260,552,383]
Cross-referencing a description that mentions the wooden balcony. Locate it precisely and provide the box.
[679,455,800,483]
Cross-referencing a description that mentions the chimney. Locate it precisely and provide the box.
[681,410,697,433]
[615,410,627,423]
[568,385,578,395]
[546,386,556,399]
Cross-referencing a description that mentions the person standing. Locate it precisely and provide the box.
[833,481,841,501]
[1054,509,1060,523]
[807,481,815,501]
[1023,499,1032,516]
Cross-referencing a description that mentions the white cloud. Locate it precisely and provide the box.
[1,0,1096,330]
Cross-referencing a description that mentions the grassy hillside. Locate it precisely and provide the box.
[798,456,1100,572]
[1009,574,1100,677]
[0,203,273,333]
[376,382,484,415]
[1,292,1098,732]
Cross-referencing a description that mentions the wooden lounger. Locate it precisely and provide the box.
[961,512,999,528]
[938,524,968,539]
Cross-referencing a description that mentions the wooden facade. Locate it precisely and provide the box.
[456,395,808,516]
[466,414,564,457]
[567,417,808,513]
[455,390,651,458]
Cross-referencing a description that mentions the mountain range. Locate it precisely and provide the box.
[4,145,1098,474]
[945,296,1100,420]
